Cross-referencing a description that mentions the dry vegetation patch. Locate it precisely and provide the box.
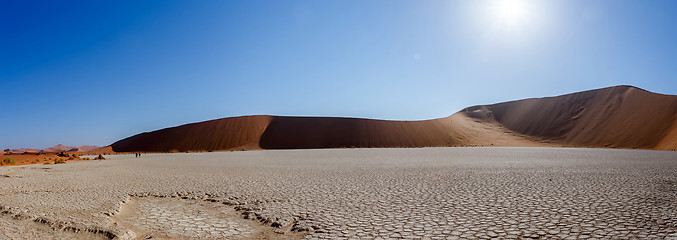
[1,158,15,165]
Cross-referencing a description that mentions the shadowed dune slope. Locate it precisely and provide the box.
[464,85,677,150]
[259,116,455,149]
[111,115,272,152]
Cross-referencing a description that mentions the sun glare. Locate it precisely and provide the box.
[491,0,531,30]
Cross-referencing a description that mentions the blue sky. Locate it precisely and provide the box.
[2,0,676,149]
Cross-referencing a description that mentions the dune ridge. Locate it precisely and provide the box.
[110,85,677,152]
[465,85,677,150]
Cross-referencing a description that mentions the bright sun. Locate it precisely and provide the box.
[491,0,531,30]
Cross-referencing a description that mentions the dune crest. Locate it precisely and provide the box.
[110,85,677,152]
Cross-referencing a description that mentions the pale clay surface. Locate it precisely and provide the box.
[0,148,676,239]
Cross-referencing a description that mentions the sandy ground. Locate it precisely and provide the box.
[0,148,676,239]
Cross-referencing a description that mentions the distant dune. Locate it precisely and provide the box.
[6,149,41,154]
[77,145,103,152]
[41,145,102,153]
[79,146,115,155]
[42,144,79,153]
[5,145,102,154]
[110,85,677,152]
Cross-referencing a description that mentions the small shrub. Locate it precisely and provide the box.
[94,154,105,160]
[2,158,16,165]
[54,159,66,164]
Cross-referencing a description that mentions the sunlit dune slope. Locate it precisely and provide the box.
[464,85,677,150]
[111,115,272,152]
[655,119,677,150]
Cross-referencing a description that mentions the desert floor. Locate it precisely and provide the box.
[0,148,676,239]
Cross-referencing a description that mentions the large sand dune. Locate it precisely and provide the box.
[110,85,677,152]
[111,115,272,152]
[466,85,677,150]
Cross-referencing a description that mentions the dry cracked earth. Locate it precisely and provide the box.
[0,148,676,239]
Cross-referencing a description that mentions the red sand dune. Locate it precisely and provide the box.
[111,115,272,152]
[467,85,677,150]
[42,144,80,153]
[76,145,103,152]
[6,149,41,154]
[40,145,102,153]
[110,85,677,152]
